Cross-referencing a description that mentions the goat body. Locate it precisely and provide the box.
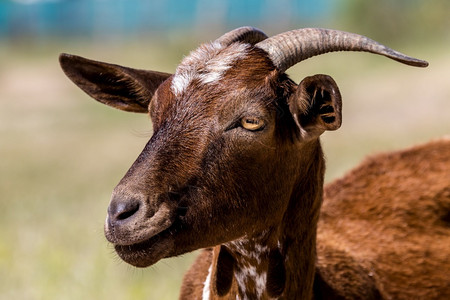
[316,138,450,299]
[59,27,449,299]
[180,138,450,299]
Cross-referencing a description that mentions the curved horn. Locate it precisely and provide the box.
[256,28,428,73]
[215,26,268,46]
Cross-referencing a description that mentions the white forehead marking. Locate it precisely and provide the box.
[202,264,212,300]
[171,42,251,96]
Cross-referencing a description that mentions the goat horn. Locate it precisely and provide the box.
[215,26,268,46]
[256,28,428,73]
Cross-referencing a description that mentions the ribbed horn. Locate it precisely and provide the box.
[215,26,268,46]
[256,28,428,73]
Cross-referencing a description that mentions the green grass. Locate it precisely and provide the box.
[0,39,448,299]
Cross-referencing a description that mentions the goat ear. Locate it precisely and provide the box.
[59,53,171,113]
[288,74,342,140]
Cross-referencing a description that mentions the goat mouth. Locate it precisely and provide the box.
[111,192,192,267]
[114,221,178,268]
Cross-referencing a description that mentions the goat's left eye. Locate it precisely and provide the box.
[241,117,265,131]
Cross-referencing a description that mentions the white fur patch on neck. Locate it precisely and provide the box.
[226,231,276,299]
[171,42,250,96]
[202,264,213,300]
[235,267,268,299]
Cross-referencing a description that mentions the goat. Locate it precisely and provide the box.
[59,27,449,299]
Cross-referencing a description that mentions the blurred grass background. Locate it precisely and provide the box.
[0,1,449,299]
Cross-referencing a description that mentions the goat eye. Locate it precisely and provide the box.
[241,117,265,131]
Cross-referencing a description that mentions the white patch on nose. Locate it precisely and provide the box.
[171,42,251,96]
[202,264,212,300]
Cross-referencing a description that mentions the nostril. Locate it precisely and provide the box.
[117,202,140,220]
[108,198,141,223]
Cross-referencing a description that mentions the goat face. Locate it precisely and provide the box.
[60,27,425,268]
[60,45,341,267]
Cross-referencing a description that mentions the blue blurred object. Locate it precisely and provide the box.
[0,0,332,38]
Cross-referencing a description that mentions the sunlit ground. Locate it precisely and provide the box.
[0,38,449,299]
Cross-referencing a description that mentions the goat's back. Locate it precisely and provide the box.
[316,138,450,299]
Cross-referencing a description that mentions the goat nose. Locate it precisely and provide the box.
[108,197,141,224]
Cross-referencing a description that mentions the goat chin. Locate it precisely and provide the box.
[114,230,175,268]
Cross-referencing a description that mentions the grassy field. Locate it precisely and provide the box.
[0,38,449,299]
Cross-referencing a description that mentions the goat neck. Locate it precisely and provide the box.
[201,140,325,299]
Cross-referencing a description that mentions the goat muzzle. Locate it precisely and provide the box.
[104,191,176,246]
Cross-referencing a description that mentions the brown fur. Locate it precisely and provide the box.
[180,139,450,299]
[59,31,449,299]
[316,138,450,299]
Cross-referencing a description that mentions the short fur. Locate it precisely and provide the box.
[179,138,450,299]
[59,28,449,299]
[316,138,450,299]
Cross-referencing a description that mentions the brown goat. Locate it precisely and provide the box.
[59,27,449,299]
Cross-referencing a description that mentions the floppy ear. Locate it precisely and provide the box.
[288,74,342,140]
[59,53,172,113]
